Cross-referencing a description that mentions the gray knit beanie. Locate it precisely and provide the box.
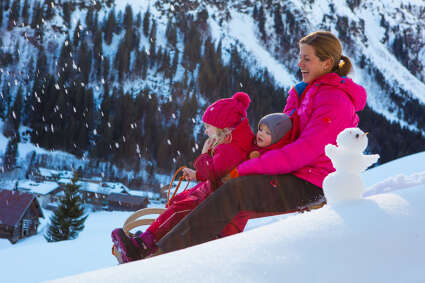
[258,113,292,145]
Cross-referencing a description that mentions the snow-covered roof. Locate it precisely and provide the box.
[38,167,74,179]
[17,180,60,195]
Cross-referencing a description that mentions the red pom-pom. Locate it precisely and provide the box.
[232,92,251,110]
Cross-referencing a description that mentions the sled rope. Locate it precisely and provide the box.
[121,166,191,237]
[166,166,191,206]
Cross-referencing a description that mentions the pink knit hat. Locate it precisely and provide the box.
[202,92,251,129]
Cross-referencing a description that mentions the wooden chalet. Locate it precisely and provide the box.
[0,190,44,244]
[106,193,149,211]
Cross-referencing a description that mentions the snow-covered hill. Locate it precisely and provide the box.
[1,151,425,283]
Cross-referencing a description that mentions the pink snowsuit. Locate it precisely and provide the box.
[146,119,254,242]
[223,73,367,234]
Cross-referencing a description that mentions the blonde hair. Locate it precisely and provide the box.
[210,127,232,154]
[299,31,352,76]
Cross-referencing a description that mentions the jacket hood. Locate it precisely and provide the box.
[314,73,367,112]
[230,119,255,153]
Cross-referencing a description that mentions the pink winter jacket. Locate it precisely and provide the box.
[237,73,367,188]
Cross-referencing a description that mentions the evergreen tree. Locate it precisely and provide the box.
[3,135,19,171]
[257,5,267,42]
[143,8,150,37]
[0,1,3,28]
[22,0,30,26]
[73,20,81,47]
[44,0,55,20]
[7,0,20,30]
[45,173,87,242]
[273,5,283,36]
[165,19,177,47]
[62,1,72,27]
[31,1,43,29]
[78,41,92,84]
[104,9,116,45]
[149,20,157,60]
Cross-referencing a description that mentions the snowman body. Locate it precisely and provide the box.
[323,128,380,204]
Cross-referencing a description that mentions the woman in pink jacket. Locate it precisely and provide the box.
[153,31,367,256]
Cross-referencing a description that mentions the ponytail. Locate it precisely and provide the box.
[333,55,352,77]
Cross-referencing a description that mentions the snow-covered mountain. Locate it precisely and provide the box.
[1,150,424,283]
[0,0,424,185]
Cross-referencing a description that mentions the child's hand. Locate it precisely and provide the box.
[182,168,196,181]
[221,173,231,183]
[201,137,216,154]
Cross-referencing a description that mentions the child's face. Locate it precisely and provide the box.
[204,123,218,138]
[256,124,272,148]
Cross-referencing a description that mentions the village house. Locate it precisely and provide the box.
[107,193,149,211]
[0,190,44,244]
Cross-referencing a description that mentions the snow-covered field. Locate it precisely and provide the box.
[1,151,424,283]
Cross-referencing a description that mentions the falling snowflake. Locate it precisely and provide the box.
[192,118,196,123]
[195,143,199,150]
[93,129,97,135]
[115,143,119,149]
[167,139,172,145]
[55,84,60,90]
[240,82,243,87]
[73,107,76,112]
[12,111,16,119]
[172,113,176,119]
[172,158,176,163]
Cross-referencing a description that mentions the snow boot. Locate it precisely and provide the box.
[111,229,156,264]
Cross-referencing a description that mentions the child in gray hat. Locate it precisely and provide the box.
[249,113,294,159]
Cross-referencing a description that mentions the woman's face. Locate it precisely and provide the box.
[256,124,272,148]
[204,123,218,138]
[298,44,332,83]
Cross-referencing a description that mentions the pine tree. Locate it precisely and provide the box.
[7,0,20,30]
[62,1,72,27]
[143,8,150,37]
[44,0,55,20]
[3,134,19,171]
[22,0,30,26]
[0,1,3,28]
[104,9,116,45]
[273,5,283,36]
[45,173,87,242]
[257,5,267,42]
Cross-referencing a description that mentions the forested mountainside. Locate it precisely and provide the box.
[0,0,424,189]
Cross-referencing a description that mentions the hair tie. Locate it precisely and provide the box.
[338,59,345,69]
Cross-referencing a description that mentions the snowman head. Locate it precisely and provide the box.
[336,128,368,153]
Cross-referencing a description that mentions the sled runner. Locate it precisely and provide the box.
[112,167,190,261]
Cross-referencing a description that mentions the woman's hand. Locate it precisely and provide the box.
[182,168,197,181]
[201,137,216,154]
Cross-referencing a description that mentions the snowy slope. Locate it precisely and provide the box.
[1,151,424,283]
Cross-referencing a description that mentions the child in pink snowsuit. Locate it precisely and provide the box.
[112,92,255,263]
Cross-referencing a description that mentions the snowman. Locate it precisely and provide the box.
[323,127,380,204]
